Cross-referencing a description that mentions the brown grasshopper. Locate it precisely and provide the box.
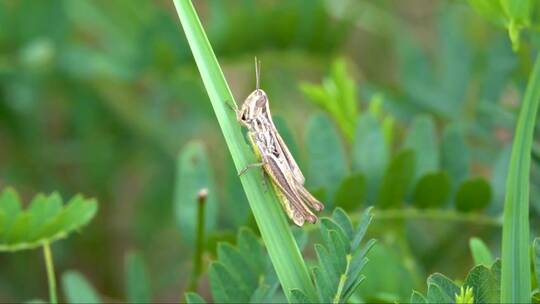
[232,58,324,226]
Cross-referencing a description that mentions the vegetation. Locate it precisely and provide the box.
[1,0,540,303]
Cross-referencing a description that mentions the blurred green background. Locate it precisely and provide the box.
[1,0,539,302]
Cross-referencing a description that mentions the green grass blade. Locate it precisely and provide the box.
[171,0,316,301]
[501,53,540,302]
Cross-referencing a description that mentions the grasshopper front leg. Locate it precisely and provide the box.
[225,100,243,121]
[238,162,264,176]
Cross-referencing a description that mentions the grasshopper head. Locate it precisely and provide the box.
[238,89,268,125]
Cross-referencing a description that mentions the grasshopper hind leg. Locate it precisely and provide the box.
[274,189,305,226]
[272,183,317,226]
[297,184,324,212]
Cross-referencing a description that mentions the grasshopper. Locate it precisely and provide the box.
[232,58,324,226]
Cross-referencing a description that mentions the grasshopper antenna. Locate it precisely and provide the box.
[254,57,261,91]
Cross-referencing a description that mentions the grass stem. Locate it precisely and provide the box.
[501,53,540,303]
[171,0,316,301]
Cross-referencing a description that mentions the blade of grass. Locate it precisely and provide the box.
[501,53,540,303]
[171,0,316,301]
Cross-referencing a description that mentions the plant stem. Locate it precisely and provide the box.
[188,189,207,292]
[43,242,57,304]
[372,208,502,226]
[171,0,316,301]
[333,255,351,304]
[501,53,540,303]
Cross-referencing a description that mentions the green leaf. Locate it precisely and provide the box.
[353,113,388,202]
[333,174,365,211]
[0,188,22,241]
[124,252,151,303]
[438,5,474,112]
[312,208,375,304]
[237,228,266,274]
[292,227,309,252]
[455,178,492,212]
[306,113,348,201]
[426,273,459,303]
[313,266,333,302]
[27,194,62,241]
[314,244,340,289]
[464,265,498,303]
[343,274,366,301]
[356,243,414,302]
[345,248,373,296]
[320,218,349,253]
[204,227,279,303]
[403,115,439,181]
[469,237,494,267]
[376,150,416,208]
[209,262,250,303]
[5,214,32,244]
[410,290,427,303]
[441,124,470,187]
[427,282,451,303]
[62,271,101,304]
[331,208,354,241]
[352,207,373,249]
[185,292,207,304]
[217,243,258,292]
[501,53,540,304]
[490,145,511,213]
[534,238,540,286]
[174,141,217,243]
[290,288,310,304]
[412,171,451,209]
[498,0,533,51]
[0,188,97,252]
[329,230,348,274]
[300,57,358,141]
[533,291,540,304]
[250,282,278,304]
[490,259,502,299]
[467,0,506,26]
[500,0,532,24]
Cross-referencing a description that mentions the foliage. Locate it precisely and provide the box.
[299,56,500,221]
[500,54,540,303]
[468,0,539,50]
[412,236,540,304]
[62,271,101,304]
[124,251,151,303]
[174,141,218,242]
[411,260,501,304]
[0,187,97,252]
[60,251,152,303]
[185,208,375,304]
[301,58,358,142]
[469,237,494,267]
[306,113,349,204]
[306,208,375,303]
[2,0,540,303]
[186,228,278,303]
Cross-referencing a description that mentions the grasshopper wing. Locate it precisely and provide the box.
[264,104,306,184]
